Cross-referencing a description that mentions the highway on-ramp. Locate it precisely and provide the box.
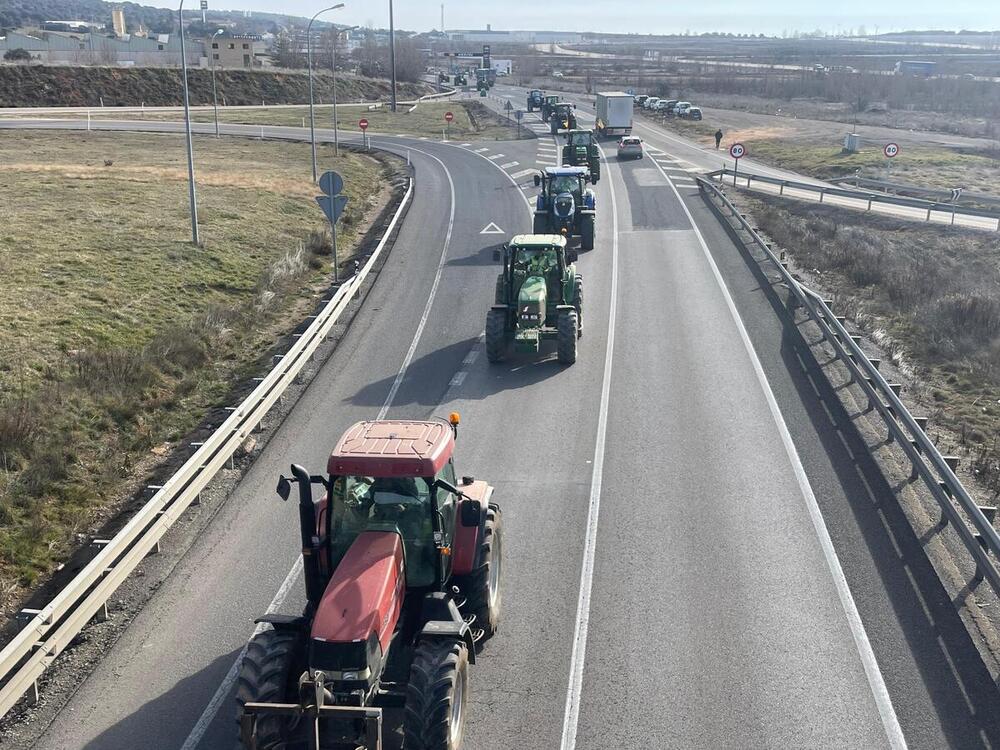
[2,117,1000,749]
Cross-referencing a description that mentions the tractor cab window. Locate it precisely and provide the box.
[434,460,459,580]
[571,133,589,146]
[327,475,437,587]
[549,175,579,195]
[514,246,558,275]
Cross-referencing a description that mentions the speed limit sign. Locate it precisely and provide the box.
[729,143,746,159]
[883,142,899,158]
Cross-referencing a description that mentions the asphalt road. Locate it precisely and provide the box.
[4,111,1000,749]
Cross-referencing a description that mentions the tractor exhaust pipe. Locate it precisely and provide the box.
[290,463,326,609]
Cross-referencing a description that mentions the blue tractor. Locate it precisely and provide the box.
[532,166,596,251]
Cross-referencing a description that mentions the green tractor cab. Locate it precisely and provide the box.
[486,234,583,365]
[454,72,468,86]
[539,94,560,121]
[532,166,596,251]
[527,89,545,112]
[562,129,601,183]
[549,102,577,134]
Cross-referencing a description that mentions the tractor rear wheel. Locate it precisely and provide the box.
[403,639,470,750]
[580,214,595,251]
[557,309,578,365]
[455,504,502,642]
[235,628,302,749]
[573,274,583,338]
[485,308,508,363]
[532,212,548,235]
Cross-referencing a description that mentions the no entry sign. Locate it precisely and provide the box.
[359,118,369,131]
[883,142,899,158]
[445,111,454,123]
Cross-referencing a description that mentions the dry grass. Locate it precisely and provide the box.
[0,129,394,602]
[743,193,1000,492]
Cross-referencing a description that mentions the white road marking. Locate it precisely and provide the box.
[474,147,489,153]
[510,168,537,179]
[500,161,519,169]
[462,350,479,366]
[480,221,504,234]
[648,157,908,750]
[559,143,620,750]
[488,153,505,160]
[179,147,458,750]
[449,371,468,386]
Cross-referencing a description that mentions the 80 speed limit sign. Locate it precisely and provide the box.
[729,142,746,159]
[883,142,899,158]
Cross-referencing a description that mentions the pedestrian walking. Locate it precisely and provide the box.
[715,129,723,149]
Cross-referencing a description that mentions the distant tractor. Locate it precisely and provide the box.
[454,72,468,86]
[486,234,583,365]
[526,89,545,112]
[539,94,560,121]
[532,166,596,251]
[549,102,577,134]
[236,417,502,750]
[561,129,601,183]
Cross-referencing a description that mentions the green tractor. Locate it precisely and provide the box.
[562,129,601,183]
[548,102,577,134]
[486,234,583,365]
[527,89,545,112]
[454,72,468,86]
[539,94,560,121]
[532,166,596,251]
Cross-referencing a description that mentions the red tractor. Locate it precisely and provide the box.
[237,415,502,750]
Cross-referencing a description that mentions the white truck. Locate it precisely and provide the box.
[594,91,633,138]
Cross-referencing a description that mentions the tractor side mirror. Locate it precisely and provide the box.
[533,174,541,187]
[460,499,483,527]
[493,247,502,262]
[276,475,292,502]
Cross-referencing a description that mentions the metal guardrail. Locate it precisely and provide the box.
[0,177,414,719]
[831,176,1000,208]
[708,168,1000,230]
[698,175,1000,596]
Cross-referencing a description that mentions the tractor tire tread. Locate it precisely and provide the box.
[454,505,502,643]
[557,309,578,364]
[573,274,583,338]
[485,308,507,363]
[235,628,300,750]
[403,639,469,750]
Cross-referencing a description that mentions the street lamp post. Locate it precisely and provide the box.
[308,4,346,182]
[210,28,224,137]
[388,0,397,112]
[178,0,199,245]
[331,25,360,157]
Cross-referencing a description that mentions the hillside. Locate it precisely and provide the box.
[0,65,431,107]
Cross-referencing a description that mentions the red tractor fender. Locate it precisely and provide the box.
[452,481,494,576]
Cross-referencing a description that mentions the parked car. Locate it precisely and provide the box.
[635,94,649,106]
[656,99,679,114]
[552,71,565,78]
[673,101,693,116]
[683,106,703,120]
[643,97,660,110]
[617,136,643,159]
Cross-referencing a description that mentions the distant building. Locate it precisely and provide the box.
[207,33,265,68]
[894,60,936,77]
[446,28,583,44]
[112,9,126,38]
[0,29,202,66]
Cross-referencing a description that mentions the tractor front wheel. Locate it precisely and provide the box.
[403,639,470,750]
[580,215,595,251]
[557,309,578,365]
[235,628,302,750]
[455,504,502,642]
[485,308,508,363]
[573,274,583,338]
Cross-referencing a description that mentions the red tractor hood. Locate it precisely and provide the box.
[311,531,405,654]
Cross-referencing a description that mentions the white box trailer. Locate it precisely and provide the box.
[595,91,632,137]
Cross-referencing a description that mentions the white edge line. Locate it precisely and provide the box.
[649,157,908,750]
[559,143,619,750]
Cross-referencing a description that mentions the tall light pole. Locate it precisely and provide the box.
[388,0,397,112]
[210,28,224,137]
[178,0,199,245]
[332,25,360,157]
[308,4,346,183]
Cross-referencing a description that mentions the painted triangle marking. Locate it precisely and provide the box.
[480,222,504,234]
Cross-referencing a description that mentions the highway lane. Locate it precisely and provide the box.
[6,115,1000,748]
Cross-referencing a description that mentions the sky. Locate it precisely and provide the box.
[209,0,1000,35]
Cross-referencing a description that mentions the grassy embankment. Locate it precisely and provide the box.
[0,129,395,610]
[741,193,1000,492]
[66,101,526,141]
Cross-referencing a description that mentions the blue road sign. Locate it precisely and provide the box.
[316,194,348,224]
[626,87,635,95]
[515,110,523,121]
[319,170,344,197]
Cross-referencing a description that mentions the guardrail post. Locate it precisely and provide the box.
[926,207,932,221]
[819,189,825,203]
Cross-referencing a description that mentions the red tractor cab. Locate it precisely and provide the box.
[237,416,501,750]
